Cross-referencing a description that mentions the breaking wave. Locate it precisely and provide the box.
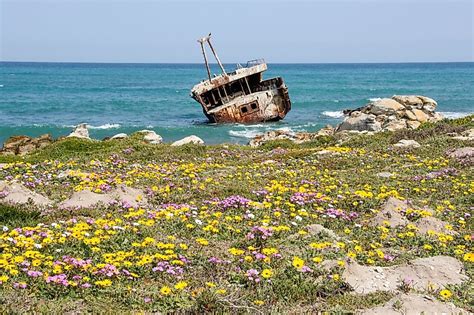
[368,97,382,102]
[322,111,344,118]
[439,112,472,119]
[229,129,265,139]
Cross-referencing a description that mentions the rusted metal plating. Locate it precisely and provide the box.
[191,34,291,124]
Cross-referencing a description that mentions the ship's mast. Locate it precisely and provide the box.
[197,33,227,81]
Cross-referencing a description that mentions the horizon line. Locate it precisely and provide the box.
[1,60,473,65]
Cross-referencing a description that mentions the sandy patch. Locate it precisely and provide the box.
[0,180,52,207]
[362,293,468,314]
[343,255,467,294]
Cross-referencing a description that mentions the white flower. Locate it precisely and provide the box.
[295,215,302,221]
[2,226,8,232]
[195,219,203,225]
[34,243,42,249]
[247,213,255,219]
[291,221,298,226]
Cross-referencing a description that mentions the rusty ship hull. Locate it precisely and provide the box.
[191,35,291,124]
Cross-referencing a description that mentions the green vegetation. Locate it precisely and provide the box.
[0,116,473,313]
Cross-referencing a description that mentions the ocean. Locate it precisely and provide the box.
[0,62,473,145]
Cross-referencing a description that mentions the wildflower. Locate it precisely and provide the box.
[439,289,452,300]
[312,256,323,263]
[160,286,172,295]
[292,256,305,269]
[254,300,264,306]
[216,289,226,295]
[174,281,188,290]
[94,279,112,287]
[196,238,209,246]
[261,269,273,279]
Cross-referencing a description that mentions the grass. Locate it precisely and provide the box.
[0,115,473,313]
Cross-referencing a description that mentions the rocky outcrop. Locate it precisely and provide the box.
[110,133,128,140]
[452,128,474,141]
[137,130,163,144]
[67,123,90,139]
[337,95,443,132]
[0,134,53,155]
[393,139,421,149]
[171,135,204,146]
[249,126,335,147]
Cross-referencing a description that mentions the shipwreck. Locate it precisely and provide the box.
[191,34,291,124]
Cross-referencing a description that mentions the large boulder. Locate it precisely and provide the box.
[337,112,382,132]
[336,95,443,133]
[368,98,405,116]
[249,129,320,147]
[67,123,90,139]
[1,134,53,156]
[137,130,163,144]
[171,135,204,146]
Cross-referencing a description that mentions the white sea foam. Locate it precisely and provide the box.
[87,123,121,129]
[228,129,264,139]
[333,100,340,103]
[439,112,472,119]
[322,111,344,118]
[0,85,4,88]
[368,97,382,102]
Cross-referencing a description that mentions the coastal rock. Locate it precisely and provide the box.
[384,119,407,131]
[171,135,204,146]
[110,133,128,140]
[452,128,474,141]
[249,129,319,147]
[362,293,468,315]
[337,95,442,133]
[392,95,425,107]
[394,139,421,149]
[368,98,405,115]
[337,112,382,132]
[343,255,467,294]
[315,125,335,137]
[67,123,90,139]
[138,130,163,144]
[406,120,421,130]
[1,134,53,156]
[0,180,52,207]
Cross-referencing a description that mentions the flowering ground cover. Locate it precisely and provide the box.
[0,117,473,313]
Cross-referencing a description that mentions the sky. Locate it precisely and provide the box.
[0,0,473,63]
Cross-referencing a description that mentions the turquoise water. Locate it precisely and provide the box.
[0,62,473,145]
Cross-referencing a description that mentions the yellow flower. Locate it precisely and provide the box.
[253,300,264,306]
[439,289,452,299]
[216,289,226,295]
[0,275,9,283]
[292,256,305,269]
[94,279,112,287]
[261,269,273,279]
[196,238,209,246]
[463,253,474,262]
[160,286,172,295]
[312,256,323,263]
[206,282,216,288]
[174,281,188,290]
